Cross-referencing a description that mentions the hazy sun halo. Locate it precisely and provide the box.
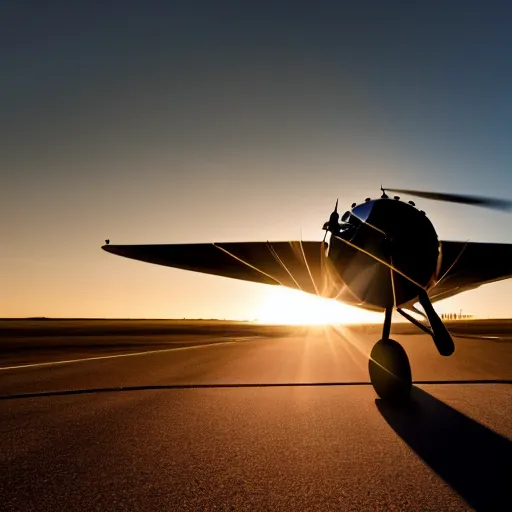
[255,287,380,325]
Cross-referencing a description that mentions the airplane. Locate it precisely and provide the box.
[102,188,512,403]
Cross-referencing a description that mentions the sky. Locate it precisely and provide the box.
[2,1,512,321]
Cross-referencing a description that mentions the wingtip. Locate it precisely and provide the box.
[102,245,116,254]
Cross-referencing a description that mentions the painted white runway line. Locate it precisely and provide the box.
[0,337,259,371]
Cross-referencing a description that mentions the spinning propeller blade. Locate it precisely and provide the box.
[323,199,339,242]
[385,189,512,211]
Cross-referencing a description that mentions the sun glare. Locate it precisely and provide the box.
[256,287,380,325]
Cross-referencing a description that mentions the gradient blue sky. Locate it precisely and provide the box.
[2,1,512,319]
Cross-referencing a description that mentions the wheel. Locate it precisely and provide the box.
[369,338,412,403]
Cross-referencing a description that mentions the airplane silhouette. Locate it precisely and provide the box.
[102,188,512,403]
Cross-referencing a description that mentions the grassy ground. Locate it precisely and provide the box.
[0,319,309,339]
[2,318,512,339]
[391,319,512,337]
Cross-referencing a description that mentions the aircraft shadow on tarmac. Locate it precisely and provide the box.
[2,381,511,509]
[376,387,512,511]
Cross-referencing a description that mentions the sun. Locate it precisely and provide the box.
[255,287,380,325]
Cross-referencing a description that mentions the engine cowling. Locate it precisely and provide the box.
[328,198,440,309]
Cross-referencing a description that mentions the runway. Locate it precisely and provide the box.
[1,326,511,511]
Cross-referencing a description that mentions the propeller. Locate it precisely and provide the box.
[385,188,512,211]
[323,199,339,242]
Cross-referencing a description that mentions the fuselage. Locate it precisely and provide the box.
[325,197,441,311]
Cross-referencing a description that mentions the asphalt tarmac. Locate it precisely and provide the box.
[1,327,511,511]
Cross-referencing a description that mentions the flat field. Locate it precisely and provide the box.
[1,317,510,367]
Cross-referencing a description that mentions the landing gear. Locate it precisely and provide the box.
[369,338,412,402]
[367,290,455,402]
[369,306,412,403]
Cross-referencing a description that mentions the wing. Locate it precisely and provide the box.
[102,241,336,297]
[429,241,512,302]
[103,240,512,305]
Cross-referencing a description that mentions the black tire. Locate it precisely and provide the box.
[369,339,412,403]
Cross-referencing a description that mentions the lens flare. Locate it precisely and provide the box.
[255,287,381,325]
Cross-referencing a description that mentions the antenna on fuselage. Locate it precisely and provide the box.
[380,184,389,199]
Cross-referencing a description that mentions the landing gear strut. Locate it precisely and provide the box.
[368,306,412,403]
[368,290,455,402]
